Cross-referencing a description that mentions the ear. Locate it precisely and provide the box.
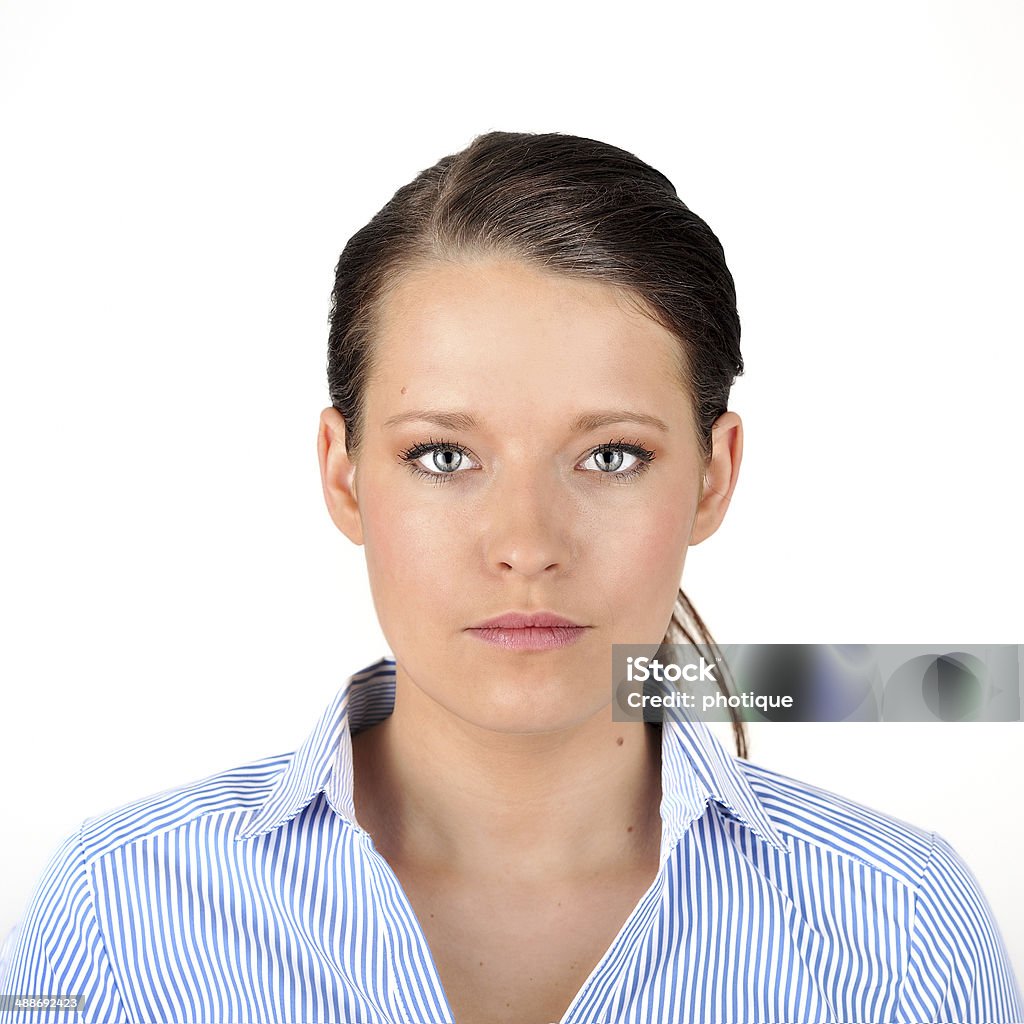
[690,411,743,546]
[317,407,364,546]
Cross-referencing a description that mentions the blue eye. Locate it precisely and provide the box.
[581,440,656,480]
[398,438,478,485]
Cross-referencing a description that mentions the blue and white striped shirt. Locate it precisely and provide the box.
[2,656,1021,1023]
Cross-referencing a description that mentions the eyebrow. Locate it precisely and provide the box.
[382,409,670,433]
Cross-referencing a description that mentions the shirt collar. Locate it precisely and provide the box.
[235,657,790,857]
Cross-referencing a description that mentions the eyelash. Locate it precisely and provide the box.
[397,436,657,487]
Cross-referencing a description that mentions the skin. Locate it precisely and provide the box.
[317,255,742,1022]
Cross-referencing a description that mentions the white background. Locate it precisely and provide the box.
[1,0,1021,977]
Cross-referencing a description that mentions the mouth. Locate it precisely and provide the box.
[465,611,589,652]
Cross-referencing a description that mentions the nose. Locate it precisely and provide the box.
[480,462,575,578]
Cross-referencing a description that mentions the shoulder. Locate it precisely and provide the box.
[733,761,1024,1019]
[78,750,293,864]
[0,825,126,1014]
[736,758,934,887]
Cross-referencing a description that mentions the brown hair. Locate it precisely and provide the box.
[327,131,750,758]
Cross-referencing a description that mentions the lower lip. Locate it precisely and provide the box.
[467,625,588,651]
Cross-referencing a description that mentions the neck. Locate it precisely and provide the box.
[351,667,663,883]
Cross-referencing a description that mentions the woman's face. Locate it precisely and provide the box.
[320,256,740,734]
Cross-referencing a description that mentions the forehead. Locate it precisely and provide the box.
[368,257,690,422]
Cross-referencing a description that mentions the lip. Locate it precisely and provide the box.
[466,611,589,652]
[469,611,584,629]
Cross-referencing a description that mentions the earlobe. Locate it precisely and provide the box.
[317,407,364,546]
[690,412,743,546]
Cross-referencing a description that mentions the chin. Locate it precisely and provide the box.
[451,678,608,736]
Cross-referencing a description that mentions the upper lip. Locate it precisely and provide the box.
[468,611,586,629]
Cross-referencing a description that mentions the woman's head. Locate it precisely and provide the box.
[319,131,750,754]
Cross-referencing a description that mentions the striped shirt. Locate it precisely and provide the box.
[1,656,1021,1024]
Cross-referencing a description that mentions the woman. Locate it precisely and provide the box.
[1,131,1020,1024]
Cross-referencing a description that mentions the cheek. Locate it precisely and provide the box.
[359,482,468,607]
[592,491,692,610]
